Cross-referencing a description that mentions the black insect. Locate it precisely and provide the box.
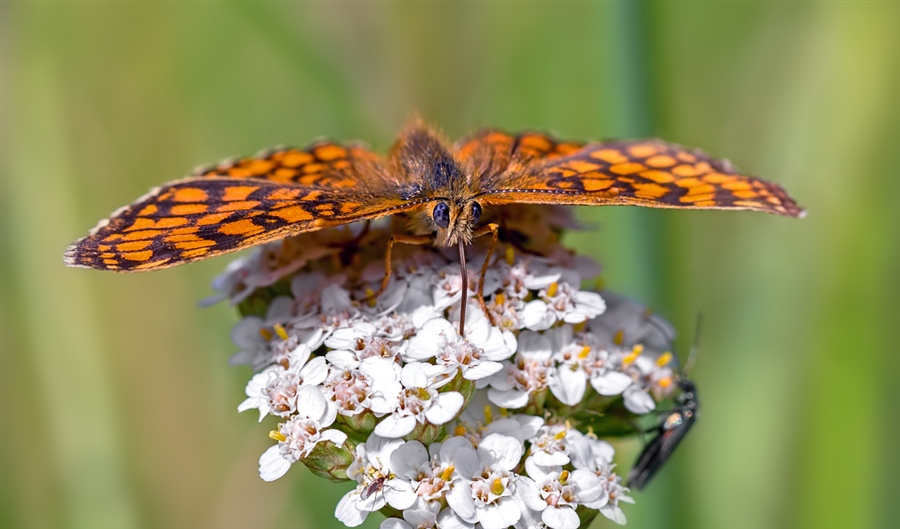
[627,378,699,490]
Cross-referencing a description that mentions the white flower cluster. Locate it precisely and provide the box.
[211,206,681,528]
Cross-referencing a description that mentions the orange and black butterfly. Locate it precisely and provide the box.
[64,124,804,273]
[66,124,804,330]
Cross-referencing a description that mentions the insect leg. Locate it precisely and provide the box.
[471,223,500,326]
[369,233,433,301]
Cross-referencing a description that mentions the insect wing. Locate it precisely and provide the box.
[479,140,805,218]
[193,141,380,189]
[65,177,419,272]
[628,381,699,490]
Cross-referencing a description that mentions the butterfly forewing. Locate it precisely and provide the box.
[455,129,585,179]
[65,176,420,271]
[193,141,381,189]
[479,140,805,218]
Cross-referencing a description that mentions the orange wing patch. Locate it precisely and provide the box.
[192,140,380,190]
[65,177,423,271]
[454,129,585,179]
[480,140,805,218]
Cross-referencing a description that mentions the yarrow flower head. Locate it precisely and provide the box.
[209,205,695,527]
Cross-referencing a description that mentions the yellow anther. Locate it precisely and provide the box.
[484,406,494,424]
[658,376,673,389]
[554,430,568,441]
[441,465,455,481]
[273,323,289,341]
[417,388,431,400]
[623,344,643,365]
[613,329,624,345]
[578,346,591,359]
[454,424,467,436]
[495,292,506,306]
[560,470,570,484]
[259,328,274,341]
[490,478,505,495]
[499,407,509,418]
[365,288,377,307]
[505,246,515,265]
[268,430,287,442]
[657,352,673,367]
[547,282,559,298]
[573,321,586,333]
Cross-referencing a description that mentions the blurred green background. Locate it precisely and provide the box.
[2,2,898,528]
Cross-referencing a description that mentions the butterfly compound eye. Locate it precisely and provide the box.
[471,202,482,224]
[433,202,451,229]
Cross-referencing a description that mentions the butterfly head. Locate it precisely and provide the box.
[430,199,483,246]
[393,125,485,247]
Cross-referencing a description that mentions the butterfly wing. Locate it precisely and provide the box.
[65,176,423,272]
[454,129,585,179]
[477,140,805,217]
[192,140,380,189]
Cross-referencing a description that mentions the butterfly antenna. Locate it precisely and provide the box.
[458,240,467,337]
[684,312,703,376]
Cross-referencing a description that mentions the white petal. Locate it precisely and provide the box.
[407,318,454,360]
[335,491,368,527]
[258,445,291,482]
[325,349,359,370]
[437,507,476,529]
[320,429,348,447]
[411,306,442,329]
[531,449,570,467]
[374,414,417,438]
[542,505,579,529]
[517,477,546,511]
[401,362,432,389]
[623,386,656,414]
[295,385,328,422]
[549,365,586,406]
[379,518,411,529]
[478,434,523,470]
[384,479,417,510]
[574,291,606,314]
[449,446,480,479]
[591,371,633,396]
[425,392,464,425]
[390,441,429,478]
[230,316,265,348]
[517,331,553,360]
[462,360,504,380]
[298,356,329,386]
[522,300,555,331]
[570,469,604,503]
[287,343,312,367]
[487,388,530,409]
[402,499,441,528]
[477,498,520,529]
[600,504,627,525]
[446,481,477,522]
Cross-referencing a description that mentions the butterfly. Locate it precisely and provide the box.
[65,124,805,332]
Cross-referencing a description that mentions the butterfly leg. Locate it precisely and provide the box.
[471,223,500,325]
[368,233,433,301]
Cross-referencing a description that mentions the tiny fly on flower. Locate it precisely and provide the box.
[628,314,702,490]
[627,378,699,490]
[360,476,387,501]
